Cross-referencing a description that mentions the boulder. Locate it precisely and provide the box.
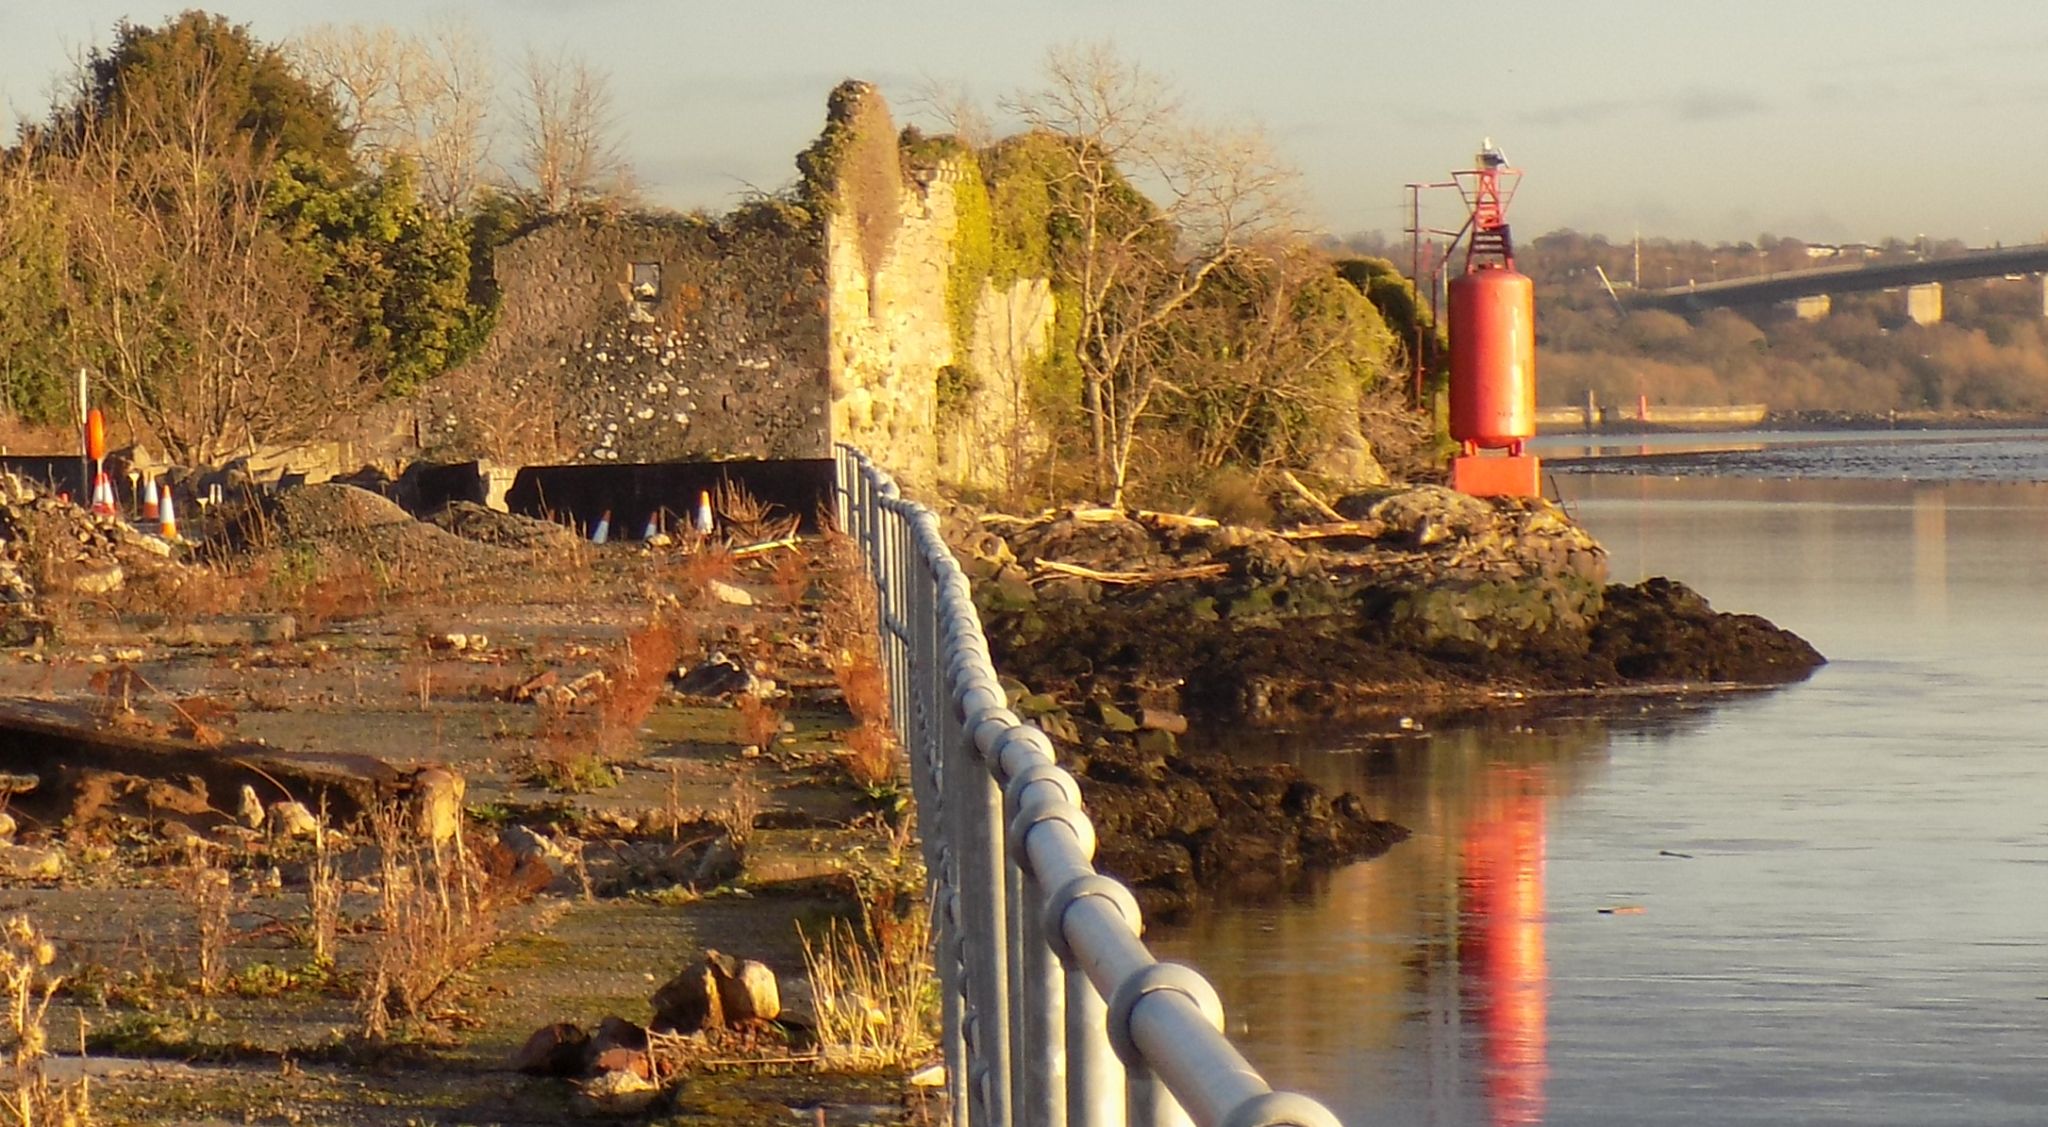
[574,1069,662,1117]
[268,801,320,839]
[410,767,465,846]
[586,1016,652,1080]
[236,785,265,830]
[512,1022,590,1076]
[0,845,63,881]
[650,963,722,1034]
[710,952,780,1023]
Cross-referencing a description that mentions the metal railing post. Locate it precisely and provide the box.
[834,445,1344,1127]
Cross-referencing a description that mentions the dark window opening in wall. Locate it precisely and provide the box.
[629,261,661,301]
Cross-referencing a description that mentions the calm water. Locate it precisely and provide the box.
[1154,431,2048,1126]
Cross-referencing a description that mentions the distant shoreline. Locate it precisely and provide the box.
[1538,408,2048,437]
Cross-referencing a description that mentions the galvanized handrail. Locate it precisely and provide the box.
[835,446,1344,1127]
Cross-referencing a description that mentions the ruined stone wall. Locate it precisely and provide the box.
[429,213,828,464]
[823,166,949,486]
[941,275,1054,494]
[825,156,1051,493]
[431,84,1052,492]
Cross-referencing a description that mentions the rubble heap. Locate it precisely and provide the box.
[0,471,190,642]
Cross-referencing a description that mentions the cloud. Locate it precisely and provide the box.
[1516,97,1634,129]
[1516,86,1770,129]
[1669,87,1766,122]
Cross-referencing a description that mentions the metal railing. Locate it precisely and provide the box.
[835,447,1343,1127]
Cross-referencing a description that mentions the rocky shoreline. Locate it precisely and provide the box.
[923,482,1824,916]
[953,485,1823,726]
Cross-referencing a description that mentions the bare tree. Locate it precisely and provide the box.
[1178,240,1390,473]
[512,48,635,215]
[291,20,495,215]
[50,53,368,462]
[909,77,995,151]
[1004,42,1298,505]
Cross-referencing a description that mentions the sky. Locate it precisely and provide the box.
[6,0,2048,248]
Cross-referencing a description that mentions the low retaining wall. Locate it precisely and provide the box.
[504,459,836,538]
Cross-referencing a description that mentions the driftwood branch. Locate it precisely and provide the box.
[1133,510,1219,531]
[731,536,800,559]
[1280,470,1345,522]
[1030,558,1229,586]
[1274,520,1387,541]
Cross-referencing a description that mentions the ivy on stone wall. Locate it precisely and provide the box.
[796,80,901,281]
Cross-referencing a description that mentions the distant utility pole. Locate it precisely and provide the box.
[1403,179,1460,406]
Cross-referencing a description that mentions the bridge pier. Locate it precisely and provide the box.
[1905,282,1943,325]
[1793,294,1832,320]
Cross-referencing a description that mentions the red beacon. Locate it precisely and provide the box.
[1447,140,1540,498]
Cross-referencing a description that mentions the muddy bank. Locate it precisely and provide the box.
[1048,726,1409,920]
[953,485,1823,728]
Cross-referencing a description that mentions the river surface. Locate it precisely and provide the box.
[1153,430,2048,1126]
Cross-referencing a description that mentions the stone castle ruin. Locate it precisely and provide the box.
[424,81,1055,494]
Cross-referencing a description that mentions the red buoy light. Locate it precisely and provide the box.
[1442,140,1541,498]
[1449,268,1536,452]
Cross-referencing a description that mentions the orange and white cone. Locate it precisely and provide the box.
[157,483,179,542]
[694,490,714,535]
[90,471,116,516]
[141,476,160,521]
[591,510,611,544]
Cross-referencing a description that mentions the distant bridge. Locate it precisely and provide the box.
[1627,243,2048,324]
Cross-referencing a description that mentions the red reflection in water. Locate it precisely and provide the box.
[1460,770,1548,1126]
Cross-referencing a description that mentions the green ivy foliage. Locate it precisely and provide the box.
[267,157,486,396]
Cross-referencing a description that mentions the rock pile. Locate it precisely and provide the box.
[514,948,791,1114]
[218,483,541,579]
[956,485,1820,725]
[1051,726,1409,918]
[426,501,583,553]
[0,471,187,641]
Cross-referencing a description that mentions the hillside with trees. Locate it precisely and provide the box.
[1518,231,2048,415]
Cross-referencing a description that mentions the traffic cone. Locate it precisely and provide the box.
[90,470,116,516]
[693,490,714,535]
[157,484,179,542]
[641,511,661,541]
[591,510,611,544]
[141,476,160,520]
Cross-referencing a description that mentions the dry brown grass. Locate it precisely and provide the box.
[358,807,493,1038]
[668,545,737,603]
[811,532,900,790]
[529,695,617,794]
[841,720,898,792]
[597,619,684,756]
[715,481,799,545]
[718,767,762,853]
[179,856,236,998]
[0,915,90,1126]
[525,611,686,791]
[797,885,933,1069]
[733,692,782,751]
[766,543,812,607]
[307,803,342,968]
